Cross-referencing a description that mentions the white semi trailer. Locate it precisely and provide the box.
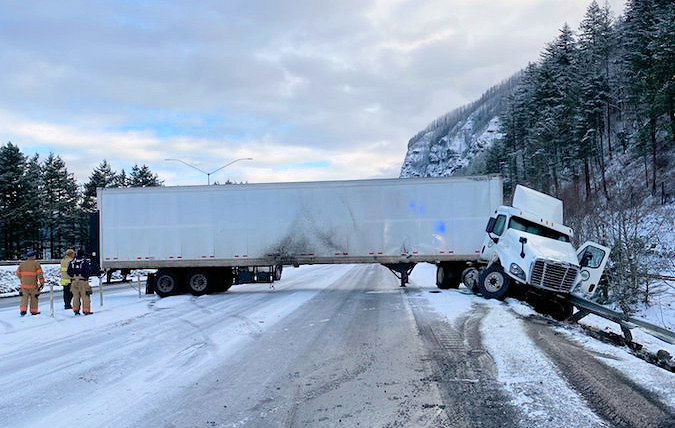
[97,175,501,294]
[95,175,608,318]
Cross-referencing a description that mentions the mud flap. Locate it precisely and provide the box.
[145,273,156,294]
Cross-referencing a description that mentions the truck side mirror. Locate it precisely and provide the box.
[485,217,496,233]
[519,236,527,258]
[519,237,527,244]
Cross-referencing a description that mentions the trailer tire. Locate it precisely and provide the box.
[478,264,510,300]
[436,264,460,289]
[187,270,212,296]
[274,265,283,281]
[462,267,480,294]
[155,270,180,297]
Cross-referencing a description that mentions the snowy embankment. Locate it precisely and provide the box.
[410,263,675,419]
[0,264,62,296]
[0,264,152,297]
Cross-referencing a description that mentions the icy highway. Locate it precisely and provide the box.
[0,264,673,427]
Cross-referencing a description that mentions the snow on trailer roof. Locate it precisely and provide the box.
[96,174,503,194]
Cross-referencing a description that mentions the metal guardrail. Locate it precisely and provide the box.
[568,295,675,345]
[649,274,675,281]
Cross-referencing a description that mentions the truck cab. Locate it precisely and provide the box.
[475,185,609,301]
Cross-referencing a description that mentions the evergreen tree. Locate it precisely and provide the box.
[129,164,162,187]
[0,142,29,258]
[622,0,664,193]
[497,63,539,191]
[577,0,614,198]
[42,154,79,258]
[82,160,117,212]
[115,168,129,187]
[529,24,579,195]
[22,154,44,253]
[650,1,675,146]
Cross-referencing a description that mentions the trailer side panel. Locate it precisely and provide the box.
[99,176,502,269]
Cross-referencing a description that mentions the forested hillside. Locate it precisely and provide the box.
[401,0,674,312]
[479,0,673,201]
[0,143,162,259]
[400,74,520,178]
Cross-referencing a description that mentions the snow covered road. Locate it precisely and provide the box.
[0,264,673,427]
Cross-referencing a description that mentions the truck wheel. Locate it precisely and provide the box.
[436,264,459,289]
[462,268,480,294]
[155,270,179,297]
[274,265,283,281]
[187,270,212,296]
[478,264,510,300]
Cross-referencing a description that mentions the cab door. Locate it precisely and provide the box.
[576,241,611,294]
[480,214,507,261]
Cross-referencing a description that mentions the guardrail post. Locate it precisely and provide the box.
[49,282,54,318]
[99,274,104,307]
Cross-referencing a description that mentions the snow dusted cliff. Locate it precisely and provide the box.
[400,74,520,178]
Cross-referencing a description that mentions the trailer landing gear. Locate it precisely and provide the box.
[383,263,416,287]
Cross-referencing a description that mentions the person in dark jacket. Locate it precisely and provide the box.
[67,250,94,315]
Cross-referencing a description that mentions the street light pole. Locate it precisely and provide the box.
[165,157,253,185]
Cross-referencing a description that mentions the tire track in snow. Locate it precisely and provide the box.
[525,317,675,428]
[481,305,606,427]
[407,294,518,427]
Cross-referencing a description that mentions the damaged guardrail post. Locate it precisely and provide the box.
[568,295,675,345]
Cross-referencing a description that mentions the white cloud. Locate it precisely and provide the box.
[0,0,626,185]
[0,109,401,185]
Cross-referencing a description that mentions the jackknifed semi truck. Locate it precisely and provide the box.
[95,175,609,318]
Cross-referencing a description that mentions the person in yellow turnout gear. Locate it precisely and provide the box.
[16,250,45,316]
[60,248,75,309]
[68,249,95,315]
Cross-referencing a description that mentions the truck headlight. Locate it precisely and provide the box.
[509,263,526,281]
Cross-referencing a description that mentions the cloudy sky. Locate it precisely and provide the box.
[0,0,625,185]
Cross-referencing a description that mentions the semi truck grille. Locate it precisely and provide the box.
[530,259,579,293]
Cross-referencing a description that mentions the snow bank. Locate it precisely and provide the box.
[0,264,61,295]
[0,264,154,297]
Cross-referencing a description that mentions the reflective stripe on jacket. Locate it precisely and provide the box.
[17,260,44,288]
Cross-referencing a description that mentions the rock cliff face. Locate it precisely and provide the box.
[400,74,520,178]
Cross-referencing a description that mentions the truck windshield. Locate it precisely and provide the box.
[508,216,570,242]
